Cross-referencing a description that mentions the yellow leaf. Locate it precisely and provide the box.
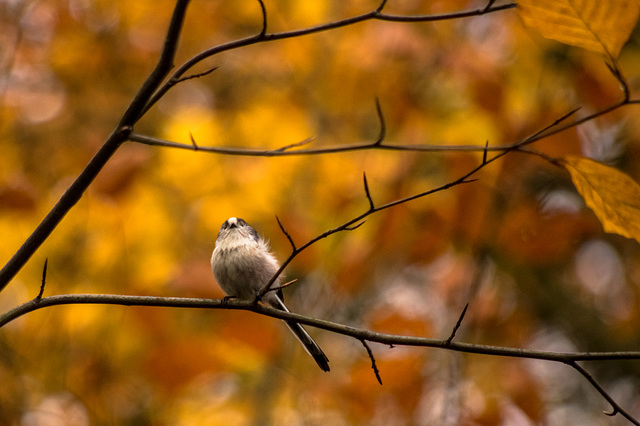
[518,0,640,58]
[563,155,640,243]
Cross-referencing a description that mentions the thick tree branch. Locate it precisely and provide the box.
[0,0,192,293]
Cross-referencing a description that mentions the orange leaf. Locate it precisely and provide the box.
[518,0,640,58]
[563,155,640,243]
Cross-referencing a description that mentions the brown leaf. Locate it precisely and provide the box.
[518,0,640,58]
[564,155,640,243]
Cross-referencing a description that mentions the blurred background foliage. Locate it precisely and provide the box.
[1,0,640,424]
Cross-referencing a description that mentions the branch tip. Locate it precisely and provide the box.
[605,60,630,102]
[274,137,315,152]
[374,97,386,146]
[482,141,489,164]
[276,216,297,251]
[36,258,47,301]
[173,65,220,85]
[189,132,199,150]
[445,303,468,345]
[361,339,383,385]
[345,220,366,231]
[265,278,298,294]
[483,0,497,12]
[376,0,389,13]
[257,0,267,37]
[363,172,375,210]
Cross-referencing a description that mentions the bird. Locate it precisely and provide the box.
[211,217,330,372]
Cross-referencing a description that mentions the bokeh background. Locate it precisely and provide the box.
[2,0,640,424]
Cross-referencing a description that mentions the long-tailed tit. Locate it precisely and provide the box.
[211,217,330,372]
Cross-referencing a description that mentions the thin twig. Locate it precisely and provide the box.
[568,361,640,426]
[173,65,219,84]
[361,339,383,385]
[274,137,315,152]
[376,0,388,13]
[35,259,47,301]
[264,279,299,294]
[482,141,488,164]
[344,221,367,231]
[445,303,468,345]
[363,172,375,211]
[276,216,297,251]
[140,3,517,114]
[483,0,497,13]
[189,132,199,150]
[257,0,267,37]
[374,97,386,146]
[606,59,630,103]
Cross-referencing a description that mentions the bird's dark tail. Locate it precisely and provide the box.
[271,296,330,372]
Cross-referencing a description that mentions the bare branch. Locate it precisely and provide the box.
[361,339,383,385]
[376,0,389,13]
[276,279,298,291]
[445,303,468,345]
[257,0,267,37]
[140,3,517,114]
[482,141,488,164]
[483,0,497,13]
[121,0,192,125]
[569,361,640,426]
[173,65,219,84]
[189,132,199,150]
[128,101,640,160]
[517,106,582,147]
[2,293,640,366]
[363,172,375,211]
[606,59,630,102]
[1,292,639,422]
[273,137,315,152]
[344,221,367,231]
[263,279,299,297]
[0,0,193,293]
[35,259,47,301]
[276,216,297,251]
[374,97,386,146]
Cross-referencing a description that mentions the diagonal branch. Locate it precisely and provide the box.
[0,0,193,293]
[445,303,469,345]
[568,361,640,426]
[361,339,383,385]
[276,216,297,251]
